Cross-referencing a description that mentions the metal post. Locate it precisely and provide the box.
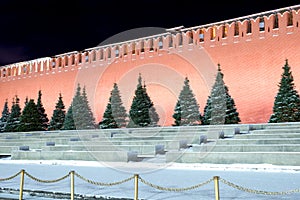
[19,169,25,200]
[214,176,220,200]
[70,171,75,200]
[134,174,139,200]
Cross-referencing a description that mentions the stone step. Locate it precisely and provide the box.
[234,133,300,139]
[192,144,300,152]
[0,137,105,149]
[128,125,250,136]
[0,129,227,142]
[70,138,184,147]
[0,142,45,149]
[112,134,203,144]
[0,131,224,147]
[0,130,115,140]
[11,150,129,162]
[166,151,300,166]
[0,146,18,154]
[265,126,300,130]
[0,132,101,141]
[264,122,300,129]
[251,129,300,134]
[0,137,89,144]
[0,123,254,139]
[216,138,300,145]
[109,140,182,150]
[42,144,159,155]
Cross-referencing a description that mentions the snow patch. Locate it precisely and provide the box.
[1,158,300,173]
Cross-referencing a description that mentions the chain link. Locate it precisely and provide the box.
[139,176,214,192]
[0,170,22,182]
[74,172,135,186]
[220,177,300,195]
[24,171,70,183]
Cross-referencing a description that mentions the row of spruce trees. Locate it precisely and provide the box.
[0,59,297,132]
[0,73,160,132]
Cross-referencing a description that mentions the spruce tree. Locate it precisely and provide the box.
[36,90,49,130]
[99,101,118,129]
[24,97,29,106]
[149,106,160,127]
[202,97,213,125]
[173,77,201,126]
[143,82,160,127]
[18,99,43,132]
[128,74,158,127]
[81,86,96,129]
[0,99,10,132]
[5,96,21,132]
[49,93,66,130]
[202,64,240,125]
[71,83,82,129]
[172,101,181,126]
[110,83,128,128]
[71,84,96,129]
[269,59,300,123]
[62,103,76,130]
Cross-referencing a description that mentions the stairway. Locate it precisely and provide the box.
[1,122,300,166]
[166,122,300,166]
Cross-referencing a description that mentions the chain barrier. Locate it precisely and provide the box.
[24,171,70,183]
[139,176,214,192]
[220,177,300,195]
[1,170,300,197]
[74,172,135,186]
[0,170,22,181]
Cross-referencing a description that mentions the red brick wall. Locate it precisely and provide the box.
[0,7,299,126]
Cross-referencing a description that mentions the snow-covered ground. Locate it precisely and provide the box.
[1,157,300,199]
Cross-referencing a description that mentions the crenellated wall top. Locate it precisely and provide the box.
[0,4,299,79]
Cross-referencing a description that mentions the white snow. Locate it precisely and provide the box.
[1,158,300,173]
[1,158,300,200]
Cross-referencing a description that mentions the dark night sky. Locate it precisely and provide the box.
[0,0,299,66]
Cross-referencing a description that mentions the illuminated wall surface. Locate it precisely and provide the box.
[0,5,300,126]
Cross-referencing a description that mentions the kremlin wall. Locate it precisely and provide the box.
[0,5,300,126]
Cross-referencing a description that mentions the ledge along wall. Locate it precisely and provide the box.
[0,5,300,126]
